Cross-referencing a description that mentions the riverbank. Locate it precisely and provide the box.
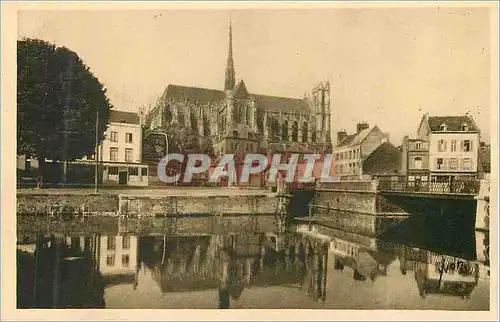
[16,187,287,217]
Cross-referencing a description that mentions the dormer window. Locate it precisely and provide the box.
[439,123,447,131]
[461,123,469,131]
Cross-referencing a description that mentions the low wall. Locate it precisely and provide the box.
[119,193,281,216]
[314,190,377,214]
[17,191,286,217]
[17,193,119,215]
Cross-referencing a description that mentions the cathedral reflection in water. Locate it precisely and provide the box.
[16,216,489,309]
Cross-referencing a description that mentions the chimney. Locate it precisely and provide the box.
[337,130,348,144]
[356,122,369,134]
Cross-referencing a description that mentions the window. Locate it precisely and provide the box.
[108,166,118,175]
[125,148,133,162]
[461,123,469,131]
[451,140,457,152]
[125,133,133,143]
[129,167,138,175]
[110,131,118,142]
[87,153,95,160]
[436,158,444,170]
[449,158,458,170]
[414,156,422,169]
[122,235,130,249]
[462,158,472,170]
[462,140,472,152]
[345,151,348,159]
[340,153,343,160]
[232,130,239,139]
[439,123,447,131]
[141,167,148,176]
[110,147,118,161]
[415,142,422,150]
[335,153,339,161]
[349,151,352,159]
[106,255,115,266]
[107,237,116,250]
[122,255,130,267]
[438,140,446,152]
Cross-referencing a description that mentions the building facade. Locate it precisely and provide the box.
[97,110,148,186]
[416,113,480,183]
[401,135,430,189]
[332,123,389,180]
[145,22,333,160]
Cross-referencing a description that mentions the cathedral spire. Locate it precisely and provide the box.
[224,19,236,91]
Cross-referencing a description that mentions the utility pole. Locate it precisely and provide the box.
[95,108,99,193]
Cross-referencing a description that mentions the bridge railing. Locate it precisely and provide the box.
[377,176,480,195]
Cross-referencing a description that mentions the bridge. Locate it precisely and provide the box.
[375,175,481,200]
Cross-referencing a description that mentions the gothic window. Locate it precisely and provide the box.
[271,118,280,142]
[232,130,239,139]
[234,104,241,123]
[246,107,252,125]
[178,113,185,127]
[292,121,299,142]
[203,115,210,136]
[190,112,198,131]
[164,105,173,123]
[302,122,308,143]
[282,121,289,141]
[257,112,264,133]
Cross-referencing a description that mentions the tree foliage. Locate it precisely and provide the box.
[17,38,112,166]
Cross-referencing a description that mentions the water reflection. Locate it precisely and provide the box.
[17,215,489,310]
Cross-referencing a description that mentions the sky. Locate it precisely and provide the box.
[18,6,493,146]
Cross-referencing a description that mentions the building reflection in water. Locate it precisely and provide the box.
[17,234,106,308]
[398,245,480,301]
[137,232,328,308]
[17,217,489,309]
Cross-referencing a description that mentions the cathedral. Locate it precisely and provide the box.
[145,22,333,158]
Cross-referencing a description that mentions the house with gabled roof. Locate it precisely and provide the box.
[416,113,480,183]
[332,122,393,180]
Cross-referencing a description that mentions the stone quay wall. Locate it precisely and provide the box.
[17,191,285,217]
[17,193,119,216]
[119,194,281,216]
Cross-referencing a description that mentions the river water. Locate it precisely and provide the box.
[16,214,490,310]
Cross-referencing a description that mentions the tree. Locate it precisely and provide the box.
[17,38,112,186]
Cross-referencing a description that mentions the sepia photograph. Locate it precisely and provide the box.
[1,1,498,320]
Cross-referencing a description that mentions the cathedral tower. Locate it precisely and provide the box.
[224,21,236,91]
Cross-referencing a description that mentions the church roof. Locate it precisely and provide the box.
[230,80,249,98]
[253,94,310,113]
[163,84,226,104]
[162,84,311,113]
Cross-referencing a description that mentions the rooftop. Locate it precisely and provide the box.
[334,127,373,148]
[162,83,311,113]
[427,115,478,132]
[109,110,141,125]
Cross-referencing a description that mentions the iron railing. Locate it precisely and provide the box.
[377,177,480,195]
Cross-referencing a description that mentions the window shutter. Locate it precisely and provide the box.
[444,141,447,151]
[470,140,473,151]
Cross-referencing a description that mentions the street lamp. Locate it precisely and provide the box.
[94,108,99,193]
